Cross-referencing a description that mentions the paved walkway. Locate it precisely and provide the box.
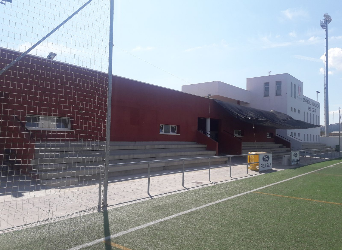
[0,155,334,233]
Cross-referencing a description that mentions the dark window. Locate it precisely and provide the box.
[264,82,269,97]
[276,81,281,96]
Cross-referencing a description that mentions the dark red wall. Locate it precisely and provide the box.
[0,48,107,172]
[0,47,278,173]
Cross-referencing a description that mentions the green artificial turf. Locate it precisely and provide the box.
[0,160,341,250]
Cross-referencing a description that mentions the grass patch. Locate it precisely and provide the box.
[0,160,341,250]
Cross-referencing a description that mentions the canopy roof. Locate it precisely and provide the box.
[215,100,319,129]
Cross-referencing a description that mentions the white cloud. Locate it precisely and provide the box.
[320,47,342,72]
[289,31,297,38]
[255,35,322,49]
[184,40,229,52]
[294,55,321,62]
[131,46,154,52]
[281,8,308,20]
[259,35,292,49]
[319,67,332,75]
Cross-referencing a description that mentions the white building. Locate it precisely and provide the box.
[182,73,320,146]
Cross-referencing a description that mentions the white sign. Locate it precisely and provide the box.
[259,153,272,171]
[291,151,300,165]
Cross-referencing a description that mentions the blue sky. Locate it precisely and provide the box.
[1,0,342,125]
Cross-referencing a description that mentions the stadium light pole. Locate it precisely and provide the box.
[320,13,332,137]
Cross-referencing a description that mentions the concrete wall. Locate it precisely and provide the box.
[246,73,320,143]
[182,81,251,105]
[320,136,342,148]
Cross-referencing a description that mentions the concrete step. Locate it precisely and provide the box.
[32,149,215,164]
[40,177,79,187]
[242,143,283,148]
[34,141,206,154]
[35,156,228,183]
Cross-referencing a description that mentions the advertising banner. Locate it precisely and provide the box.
[259,153,272,171]
[291,151,300,165]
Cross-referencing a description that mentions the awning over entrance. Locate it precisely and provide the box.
[215,100,319,129]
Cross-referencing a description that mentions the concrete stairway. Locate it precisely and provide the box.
[301,142,331,151]
[242,142,291,160]
[31,141,227,187]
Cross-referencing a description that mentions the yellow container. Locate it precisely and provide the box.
[248,152,266,171]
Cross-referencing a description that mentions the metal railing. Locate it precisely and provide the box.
[110,148,341,197]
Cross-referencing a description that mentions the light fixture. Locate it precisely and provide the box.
[47,52,57,60]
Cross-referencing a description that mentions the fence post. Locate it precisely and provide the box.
[208,157,211,182]
[147,162,151,197]
[182,159,185,187]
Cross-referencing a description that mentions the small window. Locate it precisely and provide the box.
[264,82,269,97]
[276,81,281,96]
[291,107,293,111]
[298,109,300,114]
[267,132,273,138]
[234,130,244,137]
[26,116,71,130]
[294,108,296,112]
[298,133,300,137]
[160,124,178,135]
[291,82,293,97]
[294,84,297,99]
[26,116,39,128]
[290,132,293,136]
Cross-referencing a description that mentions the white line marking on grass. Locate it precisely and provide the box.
[68,162,341,250]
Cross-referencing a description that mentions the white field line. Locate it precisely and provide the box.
[68,162,341,250]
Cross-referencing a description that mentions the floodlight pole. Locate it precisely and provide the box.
[102,0,114,211]
[321,13,332,137]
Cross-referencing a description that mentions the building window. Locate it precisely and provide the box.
[294,108,296,112]
[310,113,312,124]
[267,132,273,138]
[291,107,293,111]
[290,132,293,136]
[294,84,297,99]
[234,130,244,137]
[298,109,300,114]
[291,82,293,97]
[294,132,297,137]
[276,81,282,96]
[298,133,300,137]
[26,116,71,130]
[264,82,269,97]
[160,124,178,135]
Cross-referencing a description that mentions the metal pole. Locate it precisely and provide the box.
[182,159,185,187]
[325,20,330,137]
[102,0,114,210]
[208,157,211,182]
[229,156,232,178]
[0,0,93,76]
[147,162,151,196]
